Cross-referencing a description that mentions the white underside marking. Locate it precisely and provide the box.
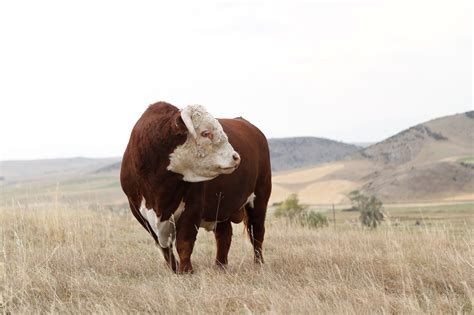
[247,193,256,208]
[200,220,217,231]
[140,199,185,248]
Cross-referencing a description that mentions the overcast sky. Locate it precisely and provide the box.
[0,0,471,160]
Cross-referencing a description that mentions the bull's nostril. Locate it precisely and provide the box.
[233,153,240,161]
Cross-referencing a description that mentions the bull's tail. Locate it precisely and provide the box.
[242,204,252,239]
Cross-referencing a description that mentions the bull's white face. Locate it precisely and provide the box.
[167,105,241,182]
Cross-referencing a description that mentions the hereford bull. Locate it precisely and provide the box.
[120,102,271,273]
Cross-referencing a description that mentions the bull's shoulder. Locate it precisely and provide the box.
[219,117,265,136]
[121,102,187,185]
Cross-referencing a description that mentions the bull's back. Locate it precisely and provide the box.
[201,118,271,221]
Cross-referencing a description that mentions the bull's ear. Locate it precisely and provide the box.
[172,112,188,135]
[180,107,198,139]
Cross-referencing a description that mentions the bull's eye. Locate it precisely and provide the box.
[201,130,210,138]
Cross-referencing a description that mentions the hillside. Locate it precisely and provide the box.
[273,111,474,204]
[359,111,474,201]
[0,157,120,184]
[354,111,474,165]
[268,137,360,171]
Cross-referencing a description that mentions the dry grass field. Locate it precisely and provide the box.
[1,198,473,314]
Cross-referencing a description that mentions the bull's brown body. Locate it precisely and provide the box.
[120,102,271,273]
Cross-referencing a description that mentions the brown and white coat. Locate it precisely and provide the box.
[120,102,271,273]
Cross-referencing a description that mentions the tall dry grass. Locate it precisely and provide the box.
[1,201,473,314]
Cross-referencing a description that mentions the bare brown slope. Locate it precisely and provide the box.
[362,162,474,202]
[273,111,474,204]
[355,111,473,166]
[359,111,474,202]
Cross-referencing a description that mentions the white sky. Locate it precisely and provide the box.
[0,0,471,160]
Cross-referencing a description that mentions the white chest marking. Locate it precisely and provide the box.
[140,200,185,248]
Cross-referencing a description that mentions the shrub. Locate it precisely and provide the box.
[302,211,329,228]
[274,194,306,222]
[275,194,328,229]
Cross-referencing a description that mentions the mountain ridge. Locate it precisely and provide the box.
[272,111,474,204]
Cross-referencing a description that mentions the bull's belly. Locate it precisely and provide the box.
[200,192,256,228]
[139,193,256,246]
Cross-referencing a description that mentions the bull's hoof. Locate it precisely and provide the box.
[215,260,228,270]
[178,263,194,274]
[166,261,179,273]
[254,255,264,265]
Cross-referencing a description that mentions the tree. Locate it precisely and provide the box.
[348,190,384,228]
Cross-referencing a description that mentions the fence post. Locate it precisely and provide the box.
[332,204,336,230]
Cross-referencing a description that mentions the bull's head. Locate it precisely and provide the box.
[167,105,240,182]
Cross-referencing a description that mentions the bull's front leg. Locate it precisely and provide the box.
[175,189,203,274]
[175,223,198,273]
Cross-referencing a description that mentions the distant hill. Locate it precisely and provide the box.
[0,157,120,184]
[268,137,360,172]
[358,111,474,201]
[272,111,474,204]
[353,112,474,165]
[94,162,122,174]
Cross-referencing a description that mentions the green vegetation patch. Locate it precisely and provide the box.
[386,203,474,214]
[457,156,474,164]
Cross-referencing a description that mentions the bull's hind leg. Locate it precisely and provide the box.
[245,198,267,264]
[214,220,232,267]
[246,172,271,264]
[128,198,178,272]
